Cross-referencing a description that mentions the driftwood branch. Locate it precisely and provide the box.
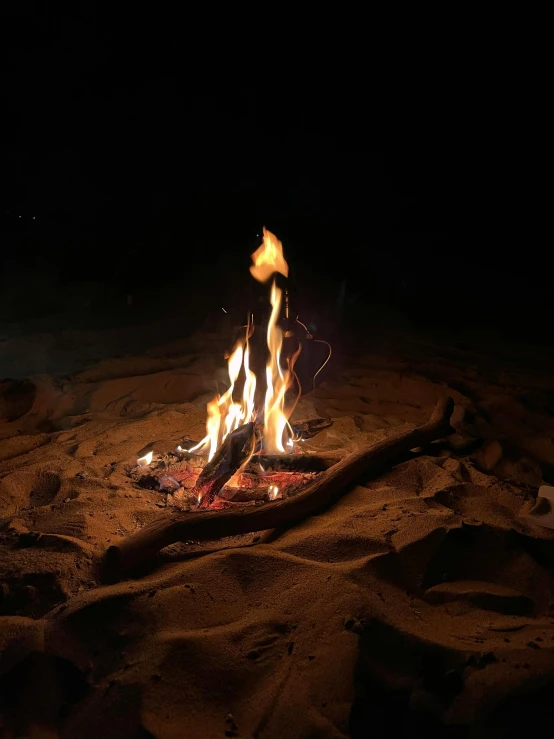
[106,397,454,577]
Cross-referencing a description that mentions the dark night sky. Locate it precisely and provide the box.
[1,7,432,236]
[2,6,541,341]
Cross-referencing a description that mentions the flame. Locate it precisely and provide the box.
[243,343,257,423]
[190,228,300,463]
[252,229,300,454]
[250,227,289,283]
[137,450,153,467]
[268,484,279,500]
[187,341,252,461]
[263,280,293,453]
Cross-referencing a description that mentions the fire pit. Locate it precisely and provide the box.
[130,416,339,510]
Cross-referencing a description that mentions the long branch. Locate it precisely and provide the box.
[106,397,454,576]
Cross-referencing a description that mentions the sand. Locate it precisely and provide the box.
[2,326,554,738]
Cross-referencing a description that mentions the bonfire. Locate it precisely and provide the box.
[109,229,456,576]
[131,228,333,510]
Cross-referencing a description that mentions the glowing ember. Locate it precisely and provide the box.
[137,450,153,467]
[186,228,301,462]
[268,484,280,500]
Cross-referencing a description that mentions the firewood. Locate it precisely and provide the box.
[194,422,258,508]
[246,450,345,473]
[218,486,270,502]
[105,397,454,577]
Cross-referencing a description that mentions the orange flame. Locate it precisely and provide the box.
[190,228,300,462]
[188,341,253,461]
[249,227,289,283]
[263,280,292,453]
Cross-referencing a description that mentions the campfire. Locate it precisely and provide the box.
[110,229,456,577]
[131,229,334,510]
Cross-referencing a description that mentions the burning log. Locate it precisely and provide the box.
[218,486,270,503]
[246,450,346,473]
[194,422,258,508]
[218,470,317,502]
[106,397,455,577]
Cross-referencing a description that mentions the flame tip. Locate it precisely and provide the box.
[250,228,289,283]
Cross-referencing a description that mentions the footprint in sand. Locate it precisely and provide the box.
[29,471,61,507]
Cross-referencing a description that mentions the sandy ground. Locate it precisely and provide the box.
[2,326,554,738]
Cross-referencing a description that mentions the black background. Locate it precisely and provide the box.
[0,6,539,344]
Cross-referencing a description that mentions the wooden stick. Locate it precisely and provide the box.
[106,397,454,576]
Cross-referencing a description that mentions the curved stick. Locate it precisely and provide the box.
[106,397,454,577]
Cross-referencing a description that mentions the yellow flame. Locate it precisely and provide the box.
[263,281,290,453]
[192,229,301,462]
[137,450,153,467]
[250,227,289,283]
[243,343,256,423]
[188,341,250,461]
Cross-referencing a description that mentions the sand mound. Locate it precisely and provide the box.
[2,332,554,737]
